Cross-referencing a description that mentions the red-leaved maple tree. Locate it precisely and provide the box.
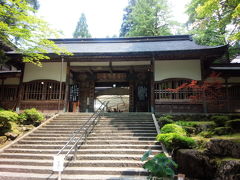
[166,72,224,104]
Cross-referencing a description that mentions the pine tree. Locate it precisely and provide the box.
[73,13,91,38]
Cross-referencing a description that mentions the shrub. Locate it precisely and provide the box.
[161,124,186,136]
[141,151,177,179]
[0,111,19,135]
[156,133,196,151]
[225,119,240,132]
[198,131,214,138]
[211,115,229,126]
[159,115,174,127]
[19,108,44,126]
[213,127,232,135]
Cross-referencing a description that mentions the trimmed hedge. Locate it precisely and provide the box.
[157,133,196,151]
[161,124,186,136]
[19,108,44,126]
[0,111,19,135]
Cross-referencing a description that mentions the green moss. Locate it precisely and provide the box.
[160,124,186,136]
[176,121,215,127]
[211,115,230,126]
[214,127,232,135]
[198,131,214,138]
[214,157,240,166]
[9,122,21,135]
[226,119,240,132]
[212,133,240,143]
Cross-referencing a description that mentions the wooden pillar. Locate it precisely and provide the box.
[89,81,95,112]
[150,56,155,113]
[225,77,230,112]
[64,62,70,112]
[129,80,134,112]
[16,64,25,112]
[0,78,5,102]
[201,57,208,113]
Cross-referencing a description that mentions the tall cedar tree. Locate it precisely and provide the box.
[120,0,172,37]
[0,0,70,65]
[73,13,91,38]
[186,0,240,59]
[119,0,137,37]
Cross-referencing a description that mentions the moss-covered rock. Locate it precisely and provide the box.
[173,149,216,179]
[214,127,233,135]
[0,136,7,144]
[215,159,240,180]
[206,139,240,158]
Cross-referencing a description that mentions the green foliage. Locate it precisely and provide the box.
[120,0,179,37]
[19,108,44,126]
[161,124,186,136]
[213,127,232,136]
[226,119,240,132]
[157,133,196,151]
[159,115,174,127]
[0,110,18,135]
[186,0,240,59]
[198,131,214,138]
[141,150,177,179]
[73,13,91,38]
[211,115,229,127]
[0,0,71,65]
[119,0,137,37]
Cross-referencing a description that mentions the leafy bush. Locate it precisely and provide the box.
[211,115,229,126]
[19,108,44,126]
[141,150,177,179]
[157,133,196,151]
[198,131,214,138]
[159,115,174,127]
[225,119,240,132]
[0,111,19,135]
[161,124,186,136]
[213,127,232,135]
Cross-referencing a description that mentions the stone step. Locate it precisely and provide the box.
[43,123,155,127]
[10,144,161,150]
[35,128,156,132]
[38,127,156,131]
[0,172,148,180]
[0,159,145,167]
[17,140,157,145]
[4,148,160,155]
[0,164,148,176]
[0,153,151,161]
[29,132,157,137]
[23,136,156,141]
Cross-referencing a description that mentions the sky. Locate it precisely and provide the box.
[38,0,190,38]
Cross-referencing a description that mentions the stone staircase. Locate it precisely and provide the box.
[0,113,162,180]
